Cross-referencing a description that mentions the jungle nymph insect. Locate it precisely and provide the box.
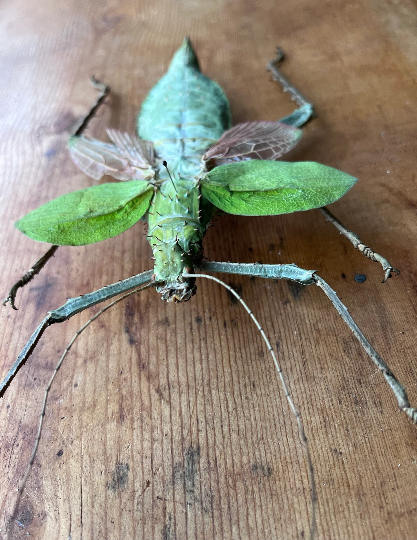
[1,38,415,540]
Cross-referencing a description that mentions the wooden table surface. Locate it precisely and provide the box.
[0,0,416,538]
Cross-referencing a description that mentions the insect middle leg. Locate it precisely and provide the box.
[3,245,59,309]
[317,206,399,282]
[196,261,416,424]
[267,48,315,128]
[3,78,110,309]
[268,49,399,280]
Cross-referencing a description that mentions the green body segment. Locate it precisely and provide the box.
[13,39,359,302]
[138,38,231,299]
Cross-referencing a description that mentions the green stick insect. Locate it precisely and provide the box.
[1,38,416,539]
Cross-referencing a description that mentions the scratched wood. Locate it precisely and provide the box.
[0,0,416,538]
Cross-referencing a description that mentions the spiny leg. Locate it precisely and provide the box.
[0,269,154,398]
[184,270,318,540]
[4,79,110,310]
[72,77,110,137]
[314,275,415,421]
[8,282,153,535]
[266,50,398,281]
[267,50,397,280]
[3,245,58,309]
[318,206,400,282]
[198,261,416,424]
[267,48,314,128]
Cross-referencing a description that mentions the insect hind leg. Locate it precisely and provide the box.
[3,245,59,310]
[267,48,314,128]
[7,281,153,536]
[72,77,110,137]
[3,80,110,310]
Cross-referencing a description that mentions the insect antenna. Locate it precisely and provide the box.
[10,281,155,529]
[183,271,318,540]
[162,160,177,193]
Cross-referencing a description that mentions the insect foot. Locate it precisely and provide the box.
[357,243,400,282]
[3,245,59,309]
[317,207,399,281]
[404,408,417,423]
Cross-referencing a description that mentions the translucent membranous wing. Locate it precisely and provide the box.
[202,121,302,163]
[69,129,155,181]
[107,129,155,167]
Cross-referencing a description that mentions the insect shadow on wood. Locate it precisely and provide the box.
[1,38,415,540]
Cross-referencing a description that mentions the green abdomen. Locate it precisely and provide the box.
[137,40,231,179]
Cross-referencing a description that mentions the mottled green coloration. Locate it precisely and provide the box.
[3,44,409,540]
[138,41,231,181]
[16,181,152,246]
[15,38,357,301]
[201,160,357,215]
[138,39,231,299]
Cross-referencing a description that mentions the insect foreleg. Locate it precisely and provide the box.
[197,261,416,424]
[8,282,153,536]
[267,48,314,128]
[0,269,154,398]
[314,275,416,422]
[318,206,400,282]
[183,269,317,540]
[199,261,316,284]
[3,245,59,309]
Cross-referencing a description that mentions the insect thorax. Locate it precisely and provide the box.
[147,172,204,301]
[138,39,231,301]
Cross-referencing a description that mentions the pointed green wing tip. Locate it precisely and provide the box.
[15,217,29,234]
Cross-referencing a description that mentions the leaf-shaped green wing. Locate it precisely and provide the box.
[201,160,357,215]
[16,181,153,245]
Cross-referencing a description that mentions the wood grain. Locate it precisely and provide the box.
[0,0,416,538]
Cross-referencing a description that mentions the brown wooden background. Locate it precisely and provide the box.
[0,0,416,538]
